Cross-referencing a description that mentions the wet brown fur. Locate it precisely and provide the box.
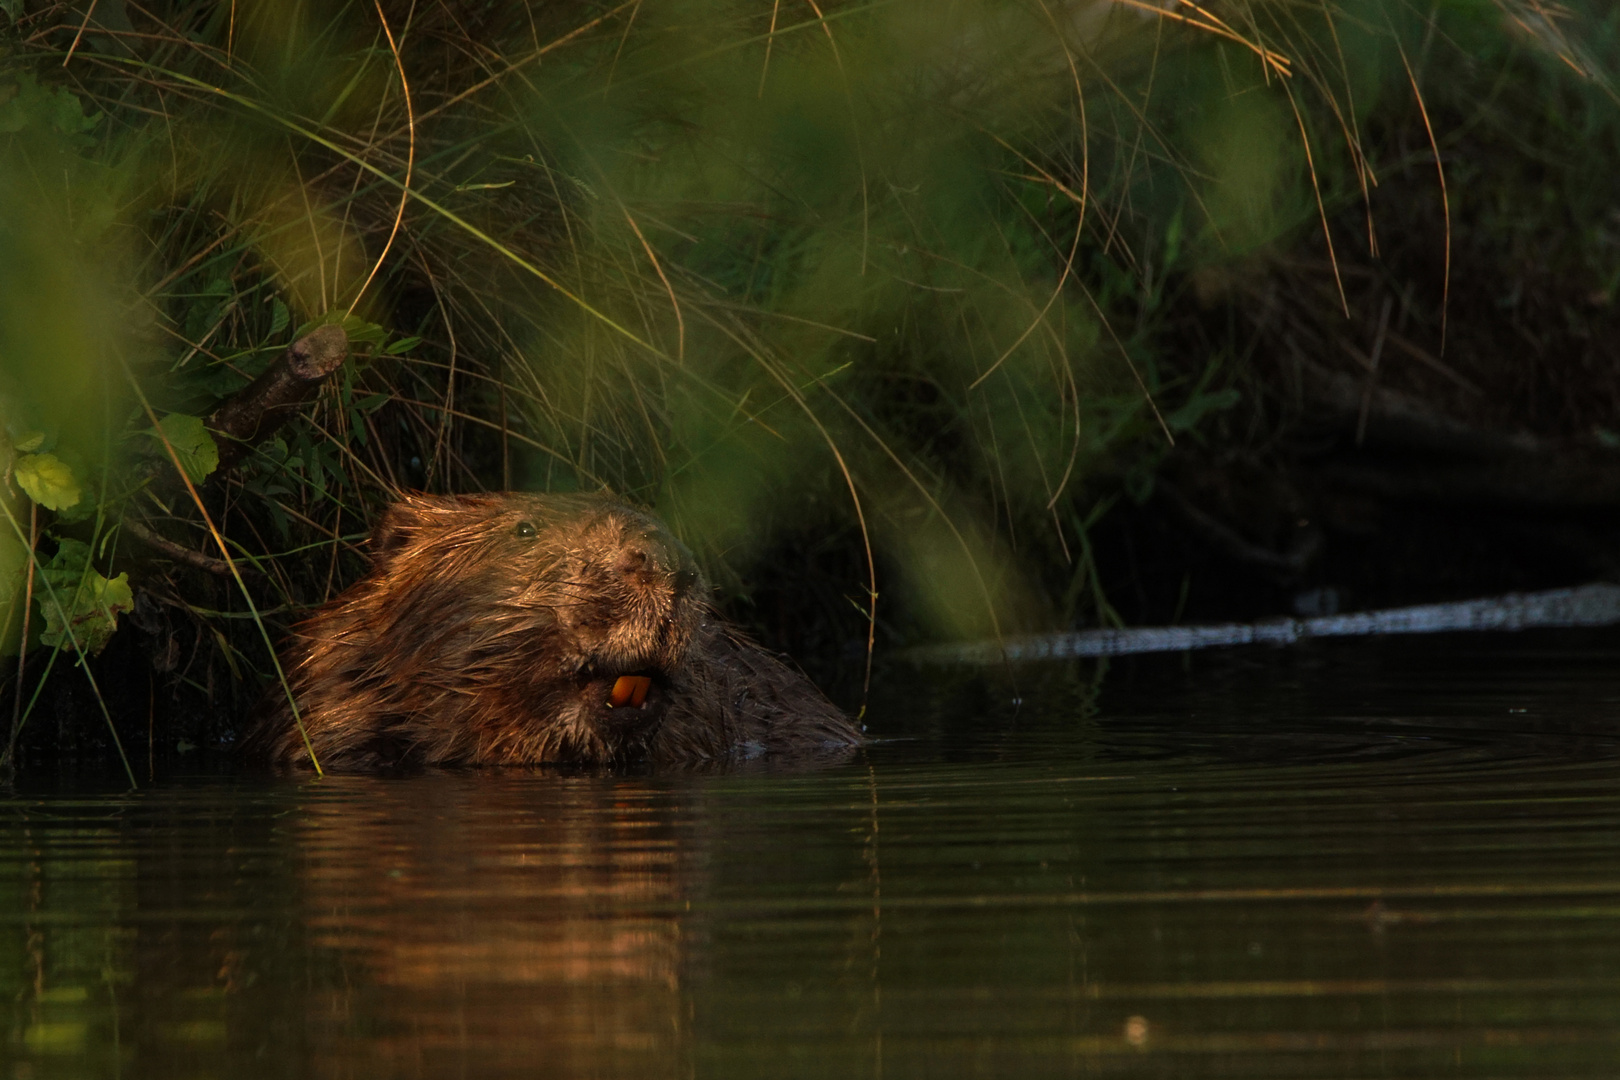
[246,493,863,769]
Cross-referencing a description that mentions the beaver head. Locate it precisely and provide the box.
[269,492,710,766]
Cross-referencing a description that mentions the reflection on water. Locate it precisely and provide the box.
[291,777,694,1074]
[2,775,701,1077]
[5,634,1620,1077]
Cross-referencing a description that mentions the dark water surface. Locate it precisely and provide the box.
[6,634,1620,1078]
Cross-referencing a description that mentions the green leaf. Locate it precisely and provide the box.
[0,0,24,24]
[49,85,101,135]
[339,315,386,347]
[54,488,98,524]
[12,430,45,453]
[0,73,99,137]
[147,414,219,484]
[38,540,133,655]
[269,298,290,336]
[15,453,82,511]
[384,336,421,356]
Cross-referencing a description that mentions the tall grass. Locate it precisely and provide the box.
[0,0,1615,765]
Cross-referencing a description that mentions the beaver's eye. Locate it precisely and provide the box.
[514,520,538,539]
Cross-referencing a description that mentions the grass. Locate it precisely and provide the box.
[0,0,1616,770]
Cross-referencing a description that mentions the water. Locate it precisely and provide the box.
[5,633,1620,1078]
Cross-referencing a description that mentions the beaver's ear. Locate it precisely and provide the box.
[369,494,452,564]
[369,504,418,564]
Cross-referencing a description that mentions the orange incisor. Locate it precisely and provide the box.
[610,675,652,708]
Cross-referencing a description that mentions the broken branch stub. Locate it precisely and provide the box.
[206,324,349,475]
[124,325,348,571]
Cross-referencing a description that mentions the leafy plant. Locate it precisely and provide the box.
[0,0,1613,774]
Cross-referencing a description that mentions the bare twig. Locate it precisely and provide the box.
[205,324,350,474]
[122,519,244,577]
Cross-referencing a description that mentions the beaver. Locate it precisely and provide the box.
[247,492,864,769]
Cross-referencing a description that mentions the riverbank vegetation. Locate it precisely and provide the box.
[1,0,1617,773]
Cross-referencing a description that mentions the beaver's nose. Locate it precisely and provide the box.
[616,531,678,583]
[615,545,654,580]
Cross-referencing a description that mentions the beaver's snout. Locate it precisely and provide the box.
[614,529,699,599]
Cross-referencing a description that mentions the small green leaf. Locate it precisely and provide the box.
[340,315,386,347]
[269,298,290,336]
[15,453,82,511]
[49,87,100,135]
[260,437,289,465]
[44,538,90,572]
[0,73,98,137]
[147,414,220,484]
[54,489,98,524]
[384,336,421,356]
[12,430,45,453]
[0,1,24,24]
[38,541,133,655]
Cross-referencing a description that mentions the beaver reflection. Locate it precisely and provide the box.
[249,492,863,769]
[289,774,694,1075]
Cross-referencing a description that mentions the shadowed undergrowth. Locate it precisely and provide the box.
[0,0,1615,773]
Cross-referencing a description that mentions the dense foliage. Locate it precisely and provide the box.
[1,0,1615,774]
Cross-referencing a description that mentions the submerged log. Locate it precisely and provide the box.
[906,583,1620,664]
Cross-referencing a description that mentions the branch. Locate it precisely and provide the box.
[123,325,348,572]
[206,324,349,474]
[122,519,245,577]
